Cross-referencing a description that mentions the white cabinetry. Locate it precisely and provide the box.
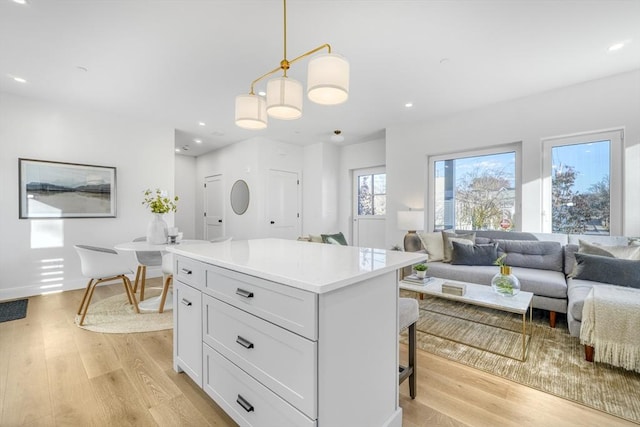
[170,239,425,427]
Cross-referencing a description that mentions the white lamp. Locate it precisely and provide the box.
[235,94,267,129]
[398,210,424,252]
[307,53,349,105]
[266,76,303,119]
[234,0,349,129]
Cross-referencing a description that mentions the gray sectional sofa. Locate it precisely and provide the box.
[413,230,635,336]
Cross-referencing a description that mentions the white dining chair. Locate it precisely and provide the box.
[74,245,139,326]
[132,236,162,301]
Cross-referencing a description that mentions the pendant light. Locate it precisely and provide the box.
[235,0,349,129]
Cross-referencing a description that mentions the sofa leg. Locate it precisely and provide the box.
[585,345,594,362]
[549,311,557,328]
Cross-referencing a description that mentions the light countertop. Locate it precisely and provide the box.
[167,238,426,294]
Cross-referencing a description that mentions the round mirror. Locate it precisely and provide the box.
[230,179,250,215]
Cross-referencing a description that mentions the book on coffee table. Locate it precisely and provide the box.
[403,274,433,285]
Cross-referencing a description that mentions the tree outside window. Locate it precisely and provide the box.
[358,173,386,216]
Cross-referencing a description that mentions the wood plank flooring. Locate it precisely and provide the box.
[0,280,635,426]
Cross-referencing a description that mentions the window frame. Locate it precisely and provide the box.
[427,142,522,232]
[541,129,623,235]
[353,167,387,218]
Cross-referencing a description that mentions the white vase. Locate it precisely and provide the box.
[147,213,168,244]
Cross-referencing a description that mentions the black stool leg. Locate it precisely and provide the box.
[409,322,416,399]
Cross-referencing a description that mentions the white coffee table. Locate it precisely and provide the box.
[400,277,533,361]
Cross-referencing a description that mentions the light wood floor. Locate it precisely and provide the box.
[0,280,635,427]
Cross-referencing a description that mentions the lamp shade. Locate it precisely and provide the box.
[397,210,424,232]
[266,76,303,119]
[235,94,267,129]
[307,53,349,105]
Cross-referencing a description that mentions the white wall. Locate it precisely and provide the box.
[175,154,197,239]
[195,136,303,240]
[385,70,640,247]
[302,142,340,236]
[0,93,175,300]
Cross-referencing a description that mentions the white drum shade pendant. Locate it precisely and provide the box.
[234,0,349,129]
[235,94,267,129]
[266,76,303,120]
[307,53,350,105]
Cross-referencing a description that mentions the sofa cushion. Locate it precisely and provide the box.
[321,232,348,245]
[417,232,444,262]
[442,231,475,262]
[425,262,567,299]
[564,243,579,276]
[573,253,640,288]
[567,277,596,322]
[494,240,564,272]
[450,242,498,266]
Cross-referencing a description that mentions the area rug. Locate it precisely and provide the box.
[75,288,172,333]
[0,298,28,323]
[399,292,640,424]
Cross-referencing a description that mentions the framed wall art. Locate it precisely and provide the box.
[19,158,117,218]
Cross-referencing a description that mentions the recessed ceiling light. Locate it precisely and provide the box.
[175,148,181,153]
[608,41,629,51]
[198,122,206,126]
[194,139,202,144]
[405,102,413,108]
[12,0,28,5]
[12,76,27,83]
[258,91,266,97]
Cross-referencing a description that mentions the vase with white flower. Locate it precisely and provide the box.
[142,188,178,244]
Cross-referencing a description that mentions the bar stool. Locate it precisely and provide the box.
[399,297,419,399]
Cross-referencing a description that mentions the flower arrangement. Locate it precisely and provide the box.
[142,188,178,214]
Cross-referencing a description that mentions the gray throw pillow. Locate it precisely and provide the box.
[450,242,498,266]
[442,231,476,263]
[573,253,640,288]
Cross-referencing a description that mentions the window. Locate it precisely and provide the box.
[357,171,386,216]
[542,130,623,235]
[428,144,520,231]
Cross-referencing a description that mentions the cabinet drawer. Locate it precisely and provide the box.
[203,265,317,340]
[174,281,202,386]
[203,295,317,418]
[203,345,315,427]
[175,256,205,289]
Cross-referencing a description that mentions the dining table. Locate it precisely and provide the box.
[114,239,209,312]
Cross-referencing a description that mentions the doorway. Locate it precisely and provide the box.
[204,174,224,239]
[352,167,386,248]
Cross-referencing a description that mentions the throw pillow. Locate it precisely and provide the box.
[321,232,348,246]
[578,239,640,260]
[417,232,444,261]
[441,231,476,263]
[450,241,498,266]
[573,253,640,289]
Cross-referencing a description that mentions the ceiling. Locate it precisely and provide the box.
[1,1,639,157]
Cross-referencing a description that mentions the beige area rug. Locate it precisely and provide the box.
[75,288,172,333]
[399,292,640,424]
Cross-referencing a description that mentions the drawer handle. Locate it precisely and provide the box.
[235,288,254,299]
[181,298,192,307]
[236,394,254,413]
[181,268,193,275]
[236,335,254,349]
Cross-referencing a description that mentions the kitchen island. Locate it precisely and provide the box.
[167,238,425,427]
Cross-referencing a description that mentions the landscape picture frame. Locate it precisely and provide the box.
[19,158,117,219]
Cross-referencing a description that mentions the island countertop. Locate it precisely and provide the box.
[166,238,426,294]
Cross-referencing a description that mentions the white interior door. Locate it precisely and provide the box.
[353,167,386,249]
[204,175,224,239]
[266,169,300,239]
